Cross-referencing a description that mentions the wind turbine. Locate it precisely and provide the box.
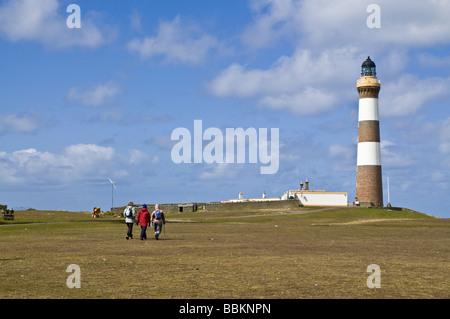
[108,177,117,210]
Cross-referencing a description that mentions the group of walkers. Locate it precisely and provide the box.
[123,202,165,240]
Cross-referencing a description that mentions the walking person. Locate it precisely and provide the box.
[123,202,136,240]
[151,204,165,240]
[136,204,151,240]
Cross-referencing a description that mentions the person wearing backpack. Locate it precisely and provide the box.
[136,204,151,240]
[123,202,136,240]
[151,204,165,240]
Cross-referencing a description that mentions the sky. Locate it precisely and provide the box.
[0,0,449,218]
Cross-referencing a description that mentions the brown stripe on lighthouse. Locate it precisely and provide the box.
[358,121,380,142]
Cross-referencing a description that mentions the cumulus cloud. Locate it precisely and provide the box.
[417,53,450,69]
[0,111,40,135]
[63,144,115,169]
[0,144,156,188]
[66,82,119,107]
[144,136,177,150]
[207,47,360,115]
[0,0,112,48]
[328,143,356,171]
[128,15,218,65]
[88,109,126,123]
[258,88,336,115]
[241,0,302,48]
[0,144,114,185]
[380,140,415,168]
[198,163,244,180]
[129,149,155,165]
[241,0,450,50]
[436,117,450,155]
[209,0,450,118]
[381,76,450,116]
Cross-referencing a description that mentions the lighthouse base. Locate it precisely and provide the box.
[356,165,383,207]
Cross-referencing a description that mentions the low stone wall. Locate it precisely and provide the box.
[112,203,206,214]
[204,199,299,211]
[111,199,299,214]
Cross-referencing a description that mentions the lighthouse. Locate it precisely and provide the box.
[356,57,383,207]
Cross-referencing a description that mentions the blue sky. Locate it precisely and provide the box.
[0,0,449,218]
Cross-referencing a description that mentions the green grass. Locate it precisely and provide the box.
[0,207,448,299]
[170,206,434,224]
[0,209,98,225]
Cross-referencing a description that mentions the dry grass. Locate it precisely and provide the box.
[0,207,448,299]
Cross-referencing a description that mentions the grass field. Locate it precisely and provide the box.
[0,206,448,299]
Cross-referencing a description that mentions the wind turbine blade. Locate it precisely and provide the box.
[113,183,117,190]
[108,177,113,184]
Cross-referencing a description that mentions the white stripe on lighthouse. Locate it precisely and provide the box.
[357,142,381,166]
[358,98,379,121]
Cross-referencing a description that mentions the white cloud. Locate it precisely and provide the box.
[241,0,301,48]
[439,142,450,155]
[412,117,450,157]
[0,0,111,48]
[145,136,177,150]
[89,109,126,123]
[329,144,353,159]
[63,144,115,170]
[128,149,150,165]
[258,88,336,115]
[0,144,156,188]
[374,1,450,47]
[0,111,40,135]
[198,163,243,180]
[380,140,415,168]
[209,0,450,118]
[439,117,450,139]
[0,144,114,184]
[328,143,356,171]
[380,75,450,116]
[66,82,119,107]
[241,0,450,50]
[129,10,142,32]
[208,45,450,117]
[128,15,218,65]
[437,117,450,155]
[0,0,58,41]
[208,47,360,115]
[417,53,450,69]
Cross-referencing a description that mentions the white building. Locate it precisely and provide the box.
[228,192,281,203]
[229,179,348,207]
[281,190,348,206]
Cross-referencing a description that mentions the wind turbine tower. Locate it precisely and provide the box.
[108,177,117,210]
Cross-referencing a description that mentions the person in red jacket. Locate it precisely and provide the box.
[136,204,151,240]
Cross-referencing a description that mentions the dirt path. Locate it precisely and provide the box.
[329,218,412,225]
